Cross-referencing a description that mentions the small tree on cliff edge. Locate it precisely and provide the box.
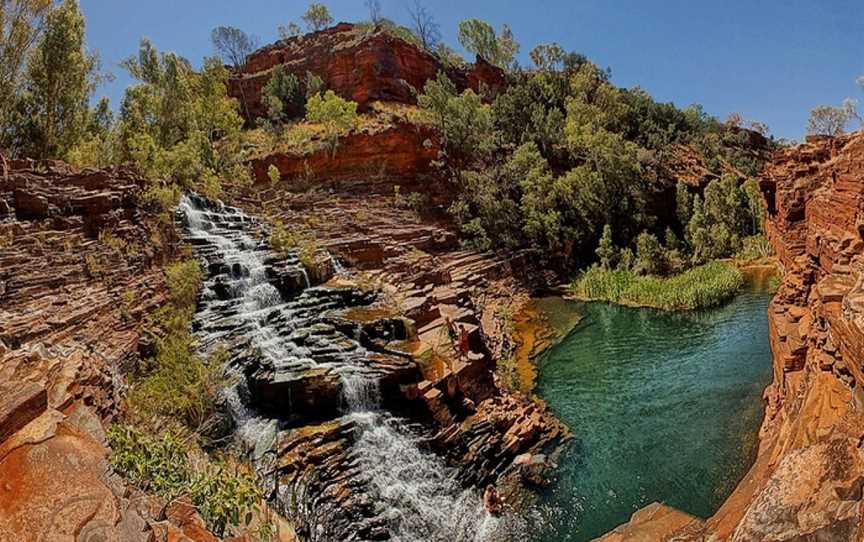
[806,100,859,137]
[457,18,519,70]
[302,3,333,32]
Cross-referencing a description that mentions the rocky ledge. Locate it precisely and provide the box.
[0,160,239,540]
[178,192,568,540]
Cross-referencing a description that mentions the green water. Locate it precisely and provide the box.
[532,285,773,541]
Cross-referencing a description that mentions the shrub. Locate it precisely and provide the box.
[267,164,281,184]
[305,90,358,153]
[128,334,225,432]
[107,424,259,537]
[166,259,203,311]
[737,235,773,261]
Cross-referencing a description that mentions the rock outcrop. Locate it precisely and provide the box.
[250,121,439,184]
[228,23,506,122]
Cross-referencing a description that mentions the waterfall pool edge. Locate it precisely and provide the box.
[529,282,774,542]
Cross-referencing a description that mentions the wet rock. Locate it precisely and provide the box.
[246,361,343,419]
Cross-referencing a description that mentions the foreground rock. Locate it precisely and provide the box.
[0,160,237,541]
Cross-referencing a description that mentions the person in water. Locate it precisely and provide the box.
[483,484,504,516]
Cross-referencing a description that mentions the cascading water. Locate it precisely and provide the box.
[177,194,522,542]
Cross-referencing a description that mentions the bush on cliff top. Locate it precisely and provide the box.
[571,261,744,311]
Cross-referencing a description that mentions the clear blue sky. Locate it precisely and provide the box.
[80,0,863,141]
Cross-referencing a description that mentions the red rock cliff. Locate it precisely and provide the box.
[722,131,864,541]
[228,23,506,121]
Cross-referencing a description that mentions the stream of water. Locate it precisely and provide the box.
[179,195,515,542]
[531,285,774,541]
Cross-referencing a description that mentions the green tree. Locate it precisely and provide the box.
[417,72,495,174]
[634,231,663,275]
[305,89,357,153]
[675,182,693,230]
[263,65,304,124]
[0,0,51,151]
[117,39,247,204]
[457,18,519,69]
[277,22,302,40]
[529,43,566,71]
[565,62,647,243]
[302,3,333,32]
[742,178,765,234]
[596,224,617,270]
[20,0,99,158]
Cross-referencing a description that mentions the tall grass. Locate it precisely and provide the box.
[571,261,744,311]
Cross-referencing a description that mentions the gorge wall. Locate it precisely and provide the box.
[599,131,864,541]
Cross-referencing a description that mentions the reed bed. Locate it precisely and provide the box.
[571,261,744,311]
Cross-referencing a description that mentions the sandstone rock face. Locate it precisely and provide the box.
[720,131,864,541]
[228,23,506,121]
[250,121,439,184]
[0,160,228,541]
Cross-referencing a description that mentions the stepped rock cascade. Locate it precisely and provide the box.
[177,194,523,541]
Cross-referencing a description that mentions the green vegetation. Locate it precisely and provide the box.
[457,18,519,69]
[572,261,744,311]
[270,221,320,270]
[302,3,333,32]
[107,425,260,537]
[0,0,104,159]
[129,258,226,433]
[305,89,358,153]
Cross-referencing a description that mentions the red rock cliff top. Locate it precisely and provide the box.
[228,22,506,121]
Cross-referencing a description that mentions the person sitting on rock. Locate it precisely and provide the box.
[457,324,470,358]
[483,484,504,516]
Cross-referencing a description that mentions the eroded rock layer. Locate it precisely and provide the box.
[0,161,222,541]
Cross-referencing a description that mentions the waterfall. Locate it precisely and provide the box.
[178,194,523,542]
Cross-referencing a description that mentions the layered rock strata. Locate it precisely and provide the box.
[0,161,230,541]
[180,192,567,540]
[228,23,506,121]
